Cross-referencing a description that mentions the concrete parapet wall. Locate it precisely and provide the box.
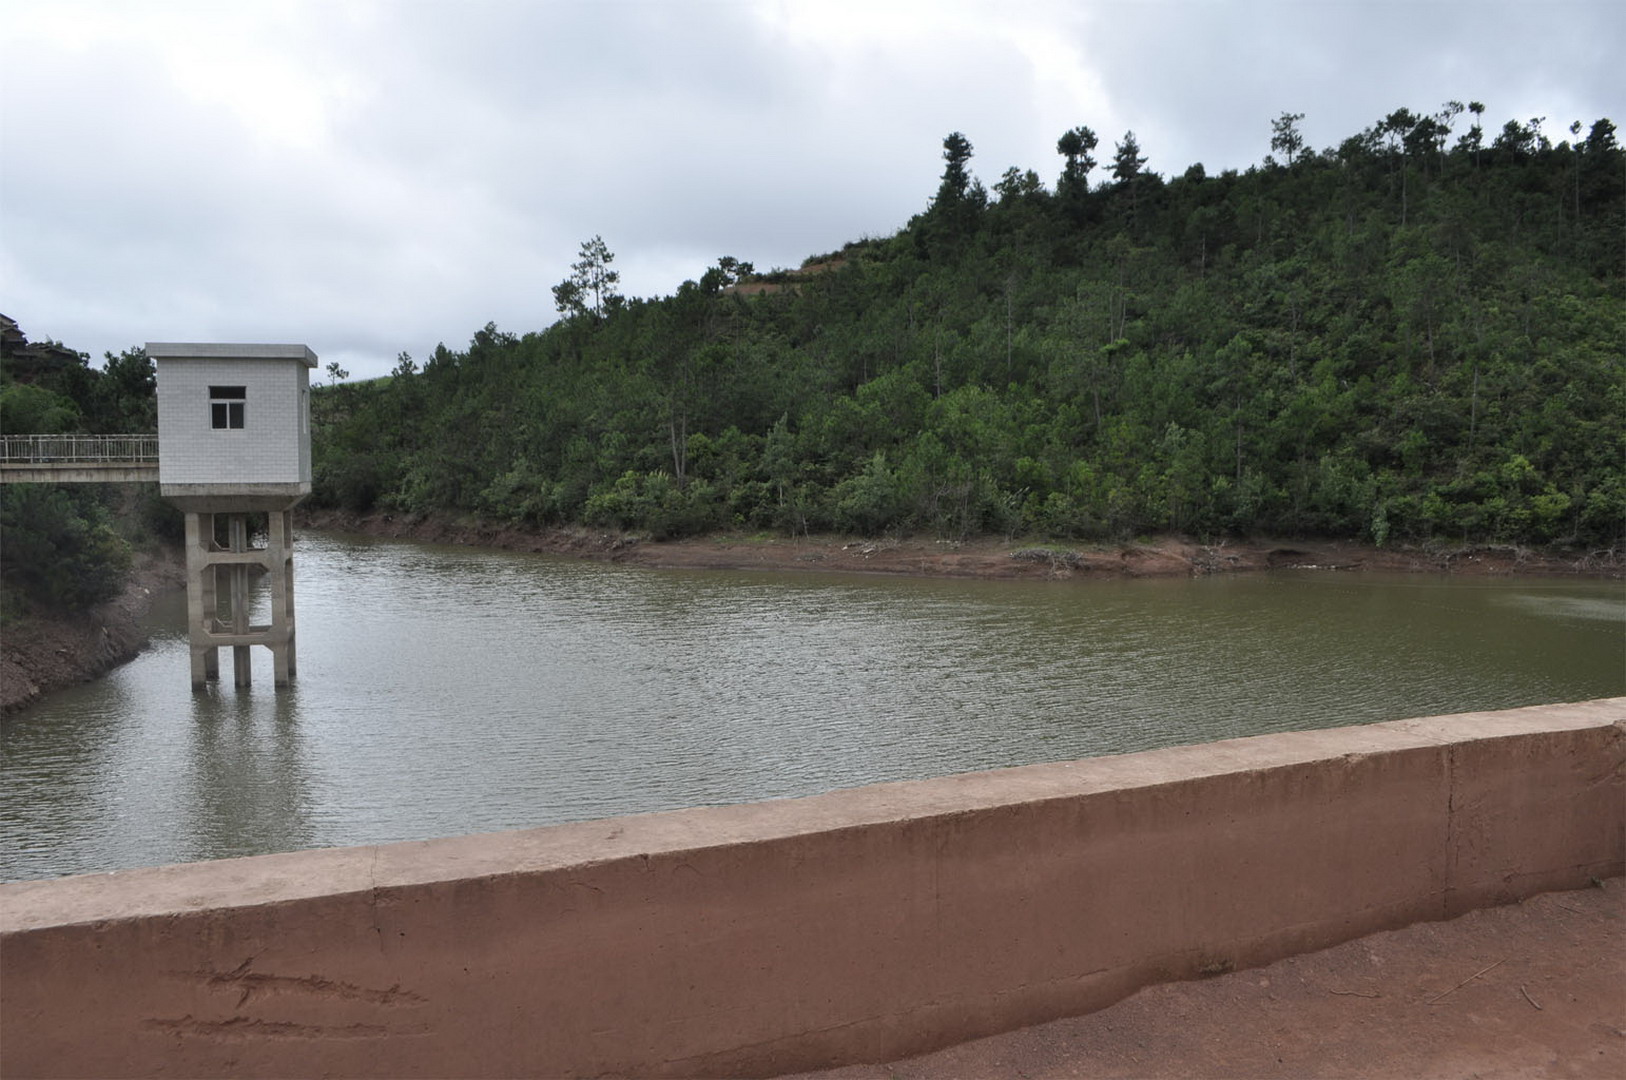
[3,699,1622,1078]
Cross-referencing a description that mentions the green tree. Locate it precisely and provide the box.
[1464,100,1486,166]
[94,347,156,431]
[0,486,131,613]
[0,383,81,433]
[1056,125,1099,198]
[926,132,985,248]
[935,132,975,208]
[993,166,1045,203]
[1112,130,1146,184]
[1110,131,1149,224]
[553,235,623,321]
[1270,112,1306,166]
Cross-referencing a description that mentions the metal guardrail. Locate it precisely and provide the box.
[0,434,159,465]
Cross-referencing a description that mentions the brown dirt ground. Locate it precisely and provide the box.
[786,878,1625,1080]
[295,509,1623,584]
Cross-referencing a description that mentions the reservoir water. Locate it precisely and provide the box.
[3,531,1622,882]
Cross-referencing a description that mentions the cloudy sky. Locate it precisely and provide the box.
[3,0,1620,381]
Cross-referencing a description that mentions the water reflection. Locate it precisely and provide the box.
[180,690,315,864]
[2,532,1621,881]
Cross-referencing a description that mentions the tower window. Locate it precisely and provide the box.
[210,385,246,429]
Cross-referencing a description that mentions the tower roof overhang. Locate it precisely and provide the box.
[146,343,319,368]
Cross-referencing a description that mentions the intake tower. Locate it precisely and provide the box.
[150,342,316,689]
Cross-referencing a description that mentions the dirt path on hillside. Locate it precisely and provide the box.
[788,878,1625,1080]
[296,509,1622,583]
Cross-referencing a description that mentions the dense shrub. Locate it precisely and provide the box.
[0,486,131,615]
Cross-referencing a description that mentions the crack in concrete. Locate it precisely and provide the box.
[369,845,384,950]
[140,1015,415,1041]
[1443,744,1458,918]
[185,959,427,1007]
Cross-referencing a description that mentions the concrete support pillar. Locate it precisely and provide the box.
[201,513,219,682]
[179,503,298,693]
[228,514,251,688]
[184,513,216,690]
[267,509,296,686]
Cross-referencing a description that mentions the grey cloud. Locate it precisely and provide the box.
[1072,0,1623,176]
[2,0,1619,380]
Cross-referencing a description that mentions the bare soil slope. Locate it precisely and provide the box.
[1,548,184,714]
[296,510,1622,583]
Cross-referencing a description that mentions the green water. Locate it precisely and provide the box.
[2,531,1621,881]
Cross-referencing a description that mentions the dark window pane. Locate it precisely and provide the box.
[208,386,247,399]
[212,402,229,428]
[228,402,244,428]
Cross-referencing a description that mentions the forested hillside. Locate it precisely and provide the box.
[312,107,1625,548]
[0,320,166,615]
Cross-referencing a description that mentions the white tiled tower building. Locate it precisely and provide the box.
[150,343,317,690]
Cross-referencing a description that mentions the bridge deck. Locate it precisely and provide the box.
[0,435,159,484]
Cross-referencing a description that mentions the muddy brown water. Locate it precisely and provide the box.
[2,530,1622,882]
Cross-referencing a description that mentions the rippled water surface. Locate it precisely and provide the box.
[3,531,1622,880]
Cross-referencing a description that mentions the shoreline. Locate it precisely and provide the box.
[6,512,1617,716]
[296,507,1624,583]
[0,547,185,716]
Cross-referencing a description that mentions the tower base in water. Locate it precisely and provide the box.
[175,498,300,691]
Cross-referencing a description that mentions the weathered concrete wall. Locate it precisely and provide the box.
[3,699,1621,1079]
